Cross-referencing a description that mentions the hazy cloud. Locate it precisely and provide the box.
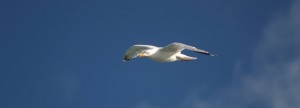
[136,0,300,108]
[188,0,300,107]
[245,0,300,106]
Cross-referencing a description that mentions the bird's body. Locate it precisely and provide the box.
[123,42,216,62]
[147,48,179,62]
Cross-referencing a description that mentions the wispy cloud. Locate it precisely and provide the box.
[243,0,300,107]
[136,0,300,108]
[187,0,300,107]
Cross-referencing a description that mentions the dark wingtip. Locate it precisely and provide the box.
[194,51,216,56]
[123,55,130,62]
[195,51,217,56]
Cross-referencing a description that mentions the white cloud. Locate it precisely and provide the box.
[134,0,300,108]
[248,0,300,107]
[187,0,300,108]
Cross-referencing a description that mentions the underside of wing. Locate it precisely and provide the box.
[123,45,156,61]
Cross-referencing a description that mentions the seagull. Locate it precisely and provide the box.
[123,42,216,62]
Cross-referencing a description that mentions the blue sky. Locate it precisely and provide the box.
[1,0,299,108]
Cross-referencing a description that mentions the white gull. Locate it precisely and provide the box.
[123,42,216,62]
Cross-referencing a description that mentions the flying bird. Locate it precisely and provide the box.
[123,42,216,62]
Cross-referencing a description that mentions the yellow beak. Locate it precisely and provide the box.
[139,53,145,58]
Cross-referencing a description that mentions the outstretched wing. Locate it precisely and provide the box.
[161,42,216,56]
[123,45,157,61]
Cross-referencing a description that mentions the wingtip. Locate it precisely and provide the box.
[123,58,132,62]
[123,55,131,62]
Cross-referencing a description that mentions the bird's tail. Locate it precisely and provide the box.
[176,54,197,61]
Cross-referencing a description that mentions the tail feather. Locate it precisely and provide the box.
[176,54,197,61]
